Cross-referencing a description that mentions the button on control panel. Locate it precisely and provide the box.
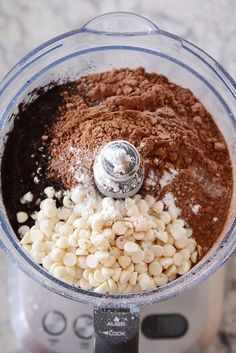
[74,315,93,339]
[142,314,188,339]
[42,311,67,336]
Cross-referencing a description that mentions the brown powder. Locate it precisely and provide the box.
[46,67,233,255]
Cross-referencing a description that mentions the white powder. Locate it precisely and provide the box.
[105,147,132,174]
[192,167,225,197]
[145,170,158,187]
[93,152,143,197]
[68,146,78,153]
[67,145,97,191]
[33,176,40,184]
[162,192,181,216]
[74,168,94,190]
[213,217,218,222]
[159,169,178,188]
[190,204,201,214]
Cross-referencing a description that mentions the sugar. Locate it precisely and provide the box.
[162,192,181,216]
[159,169,178,188]
[191,204,201,214]
[145,170,158,187]
[105,147,132,174]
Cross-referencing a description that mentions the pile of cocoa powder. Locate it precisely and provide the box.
[46,67,232,255]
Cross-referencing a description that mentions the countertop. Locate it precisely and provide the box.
[0,0,235,352]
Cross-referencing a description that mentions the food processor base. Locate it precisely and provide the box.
[7,265,224,353]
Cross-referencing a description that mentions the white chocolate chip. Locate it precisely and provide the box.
[137,200,149,214]
[63,253,77,267]
[131,249,145,264]
[79,278,92,290]
[133,232,145,240]
[19,185,199,294]
[112,268,122,282]
[86,254,99,269]
[119,270,132,284]
[152,245,164,257]
[56,236,69,249]
[127,205,140,217]
[159,257,174,269]
[154,274,168,286]
[101,268,114,279]
[118,255,131,269]
[129,272,138,286]
[175,237,188,249]
[163,244,176,257]
[159,211,171,224]
[102,256,116,268]
[20,191,33,204]
[149,261,162,276]
[154,219,165,232]
[94,269,106,283]
[116,236,128,250]
[53,266,67,279]
[20,231,31,245]
[180,248,191,261]
[94,251,110,262]
[93,234,109,250]
[94,281,109,293]
[156,231,168,244]
[169,222,187,240]
[135,263,148,274]
[138,273,155,291]
[177,260,191,275]
[173,252,184,266]
[112,221,128,235]
[124,241,139,254]
[107,278,117,293]
[51,248,65,262]
[152,201,164,214]
[18,225,30,237]
[31,229,44,242]
[143,249,154,263]
[44,187,55,199]
[63,196,73,208]
[190,251,198,263]
[17,211,28,223]
[144,195,156,207]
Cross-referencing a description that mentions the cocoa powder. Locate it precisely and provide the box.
[11,68,223,256]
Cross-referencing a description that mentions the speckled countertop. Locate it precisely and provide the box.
[0,1,235,352]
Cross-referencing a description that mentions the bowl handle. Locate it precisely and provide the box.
[82,12,159,34]
[94,305,140,353]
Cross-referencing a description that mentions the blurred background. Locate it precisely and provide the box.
[0,0,235,352]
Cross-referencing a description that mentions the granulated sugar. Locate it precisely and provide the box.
[159,169,178,188]
[162,192,181,216]
[190,204,201,215]
[104,147,132,174]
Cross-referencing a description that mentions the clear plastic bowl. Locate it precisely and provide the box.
[0,12,235,308]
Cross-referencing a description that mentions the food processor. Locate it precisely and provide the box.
[0,12,235,353]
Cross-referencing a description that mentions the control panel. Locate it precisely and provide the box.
[9,267,225,353]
